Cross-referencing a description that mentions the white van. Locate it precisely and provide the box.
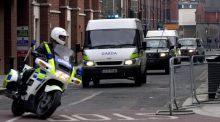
[81,18,147,88]
[146,30,179,45]
[146,30,181,64]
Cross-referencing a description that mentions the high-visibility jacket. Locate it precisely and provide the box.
[33,42,55,74]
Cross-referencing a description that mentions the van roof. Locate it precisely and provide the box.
[144,37,168,40]
[86,18,141,30]
[178,38,198,40]
[146,30,179,37]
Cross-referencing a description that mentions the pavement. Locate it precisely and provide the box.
[0,49,220,118]
[180,49,220,118]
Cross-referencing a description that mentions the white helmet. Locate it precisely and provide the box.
[50,27,69,45]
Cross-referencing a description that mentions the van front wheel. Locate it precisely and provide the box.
[165,67,170,74]
[134,73,146,86]
[134,77,142,86]
[93,78,100,87]
[82,76,90,88]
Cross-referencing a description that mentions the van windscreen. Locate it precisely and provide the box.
[85,29,137,48]
[146,39,168,48]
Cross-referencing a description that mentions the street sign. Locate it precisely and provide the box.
[17,26,29,57]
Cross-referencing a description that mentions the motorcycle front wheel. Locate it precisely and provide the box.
[12,100,25,116]
[36,90,62,119]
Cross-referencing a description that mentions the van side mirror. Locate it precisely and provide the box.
[75,43,82,52]
[177,43,181,48]
[142,42,146,50]
[170,45,174,49]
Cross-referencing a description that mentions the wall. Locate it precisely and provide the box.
[0,0,4,74]
[179,9,196,25]
[196,23,220,48]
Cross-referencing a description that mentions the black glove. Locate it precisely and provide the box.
[31,51,47,61]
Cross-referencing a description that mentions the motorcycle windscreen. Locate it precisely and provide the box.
[54,44,74,74]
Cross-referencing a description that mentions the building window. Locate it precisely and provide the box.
[130,0,138,18]
[165,9,171,22]
[131,0,138,12]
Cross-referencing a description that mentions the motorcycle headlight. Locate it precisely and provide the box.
[160,53,168,57]
[125,59,136,65]
[55,70,70,81]
[189,49,195,53]
[85,61,95,66]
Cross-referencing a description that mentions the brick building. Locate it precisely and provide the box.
[196,0,220,47]
[100,0,178,34]
[138,0,178,32]
[165,0,179,30]
[0,0,101,74]
[139,0,164,31]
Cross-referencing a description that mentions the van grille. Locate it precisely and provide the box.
[180,49,188,56]
[147,53,159,58]
[96,61,122,66]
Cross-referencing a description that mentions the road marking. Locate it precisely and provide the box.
[5,113,31,122]
[136,113,179,119]
[48,115,79,121]
[6,92,102,122]
[5,116,22,122]
[58,91,102,110]
[112,113,141,120]
[47,113,179,121]
[73,114,111,121]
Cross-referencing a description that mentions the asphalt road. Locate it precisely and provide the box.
[1,62,220,122]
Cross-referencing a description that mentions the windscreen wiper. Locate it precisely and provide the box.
[91,45,117,49]
[117,44,135,48]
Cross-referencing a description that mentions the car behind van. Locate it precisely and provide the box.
[144,37,175,74]
[146,30,181,64]
[81,18,147,88]
[178,38,205,62]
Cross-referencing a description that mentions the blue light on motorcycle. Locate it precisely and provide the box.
[7,75,12,80]
[47,53,53,59]
[77,68,83,76]
[31,39,36,47]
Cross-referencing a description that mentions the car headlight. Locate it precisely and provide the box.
[85,61,95,66]
[160,53,168,57]
[125,59,136,65]
[55,70,70,81]
[189,49,195,53]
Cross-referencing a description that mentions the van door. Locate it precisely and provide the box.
[137,30,146,74]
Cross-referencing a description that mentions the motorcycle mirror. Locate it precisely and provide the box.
[170,45,174,49]
[178,43,181,48]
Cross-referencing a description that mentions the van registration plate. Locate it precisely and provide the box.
[102,69,117,73]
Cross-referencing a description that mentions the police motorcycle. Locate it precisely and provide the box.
[3,43,82,119]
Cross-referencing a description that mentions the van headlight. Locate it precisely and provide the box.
[160,53,168,57]
[55,70,70,81]
[85,61,95,66]
[125,59,136,65]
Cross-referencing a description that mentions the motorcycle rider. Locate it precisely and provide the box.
[32,27,69,61]
[19,27,69,95]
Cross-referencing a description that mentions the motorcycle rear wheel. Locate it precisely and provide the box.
[36,90,62,119]
[12,100,25,116]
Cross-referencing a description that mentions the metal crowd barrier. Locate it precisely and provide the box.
[156,54,220,116]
